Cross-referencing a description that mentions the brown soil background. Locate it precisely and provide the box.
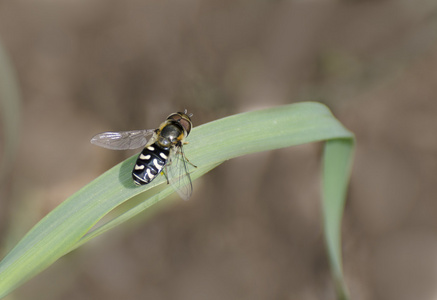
[1,1,437,300]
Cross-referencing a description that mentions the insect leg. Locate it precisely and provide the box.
[162,169,170,184]
[179,145,197,168]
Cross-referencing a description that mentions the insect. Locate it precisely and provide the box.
[91,110,196,200]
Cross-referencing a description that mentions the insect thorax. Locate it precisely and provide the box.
[156,122,185,148]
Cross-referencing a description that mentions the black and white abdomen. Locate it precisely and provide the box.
[132,144,170,185]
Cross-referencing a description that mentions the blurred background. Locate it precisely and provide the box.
[1,1,437,299]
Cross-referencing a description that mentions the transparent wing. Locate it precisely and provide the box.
[166,146,193,200]
[90,129,155,150]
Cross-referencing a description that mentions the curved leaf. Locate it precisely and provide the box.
[0,102,354,299]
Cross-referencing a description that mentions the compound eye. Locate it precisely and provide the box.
[178,118,191,134]
[167,113,192,135]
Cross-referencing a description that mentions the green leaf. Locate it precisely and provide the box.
[323,138,354,299]
[0,102,354,299]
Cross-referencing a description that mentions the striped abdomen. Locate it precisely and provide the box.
[132,143,169,185]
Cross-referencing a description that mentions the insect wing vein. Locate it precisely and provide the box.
[166,146,193,200]
[91,129,155,150]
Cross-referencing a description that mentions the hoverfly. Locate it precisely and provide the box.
[91,110,196,200]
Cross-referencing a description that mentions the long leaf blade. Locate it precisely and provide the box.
[0,102,354,299]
